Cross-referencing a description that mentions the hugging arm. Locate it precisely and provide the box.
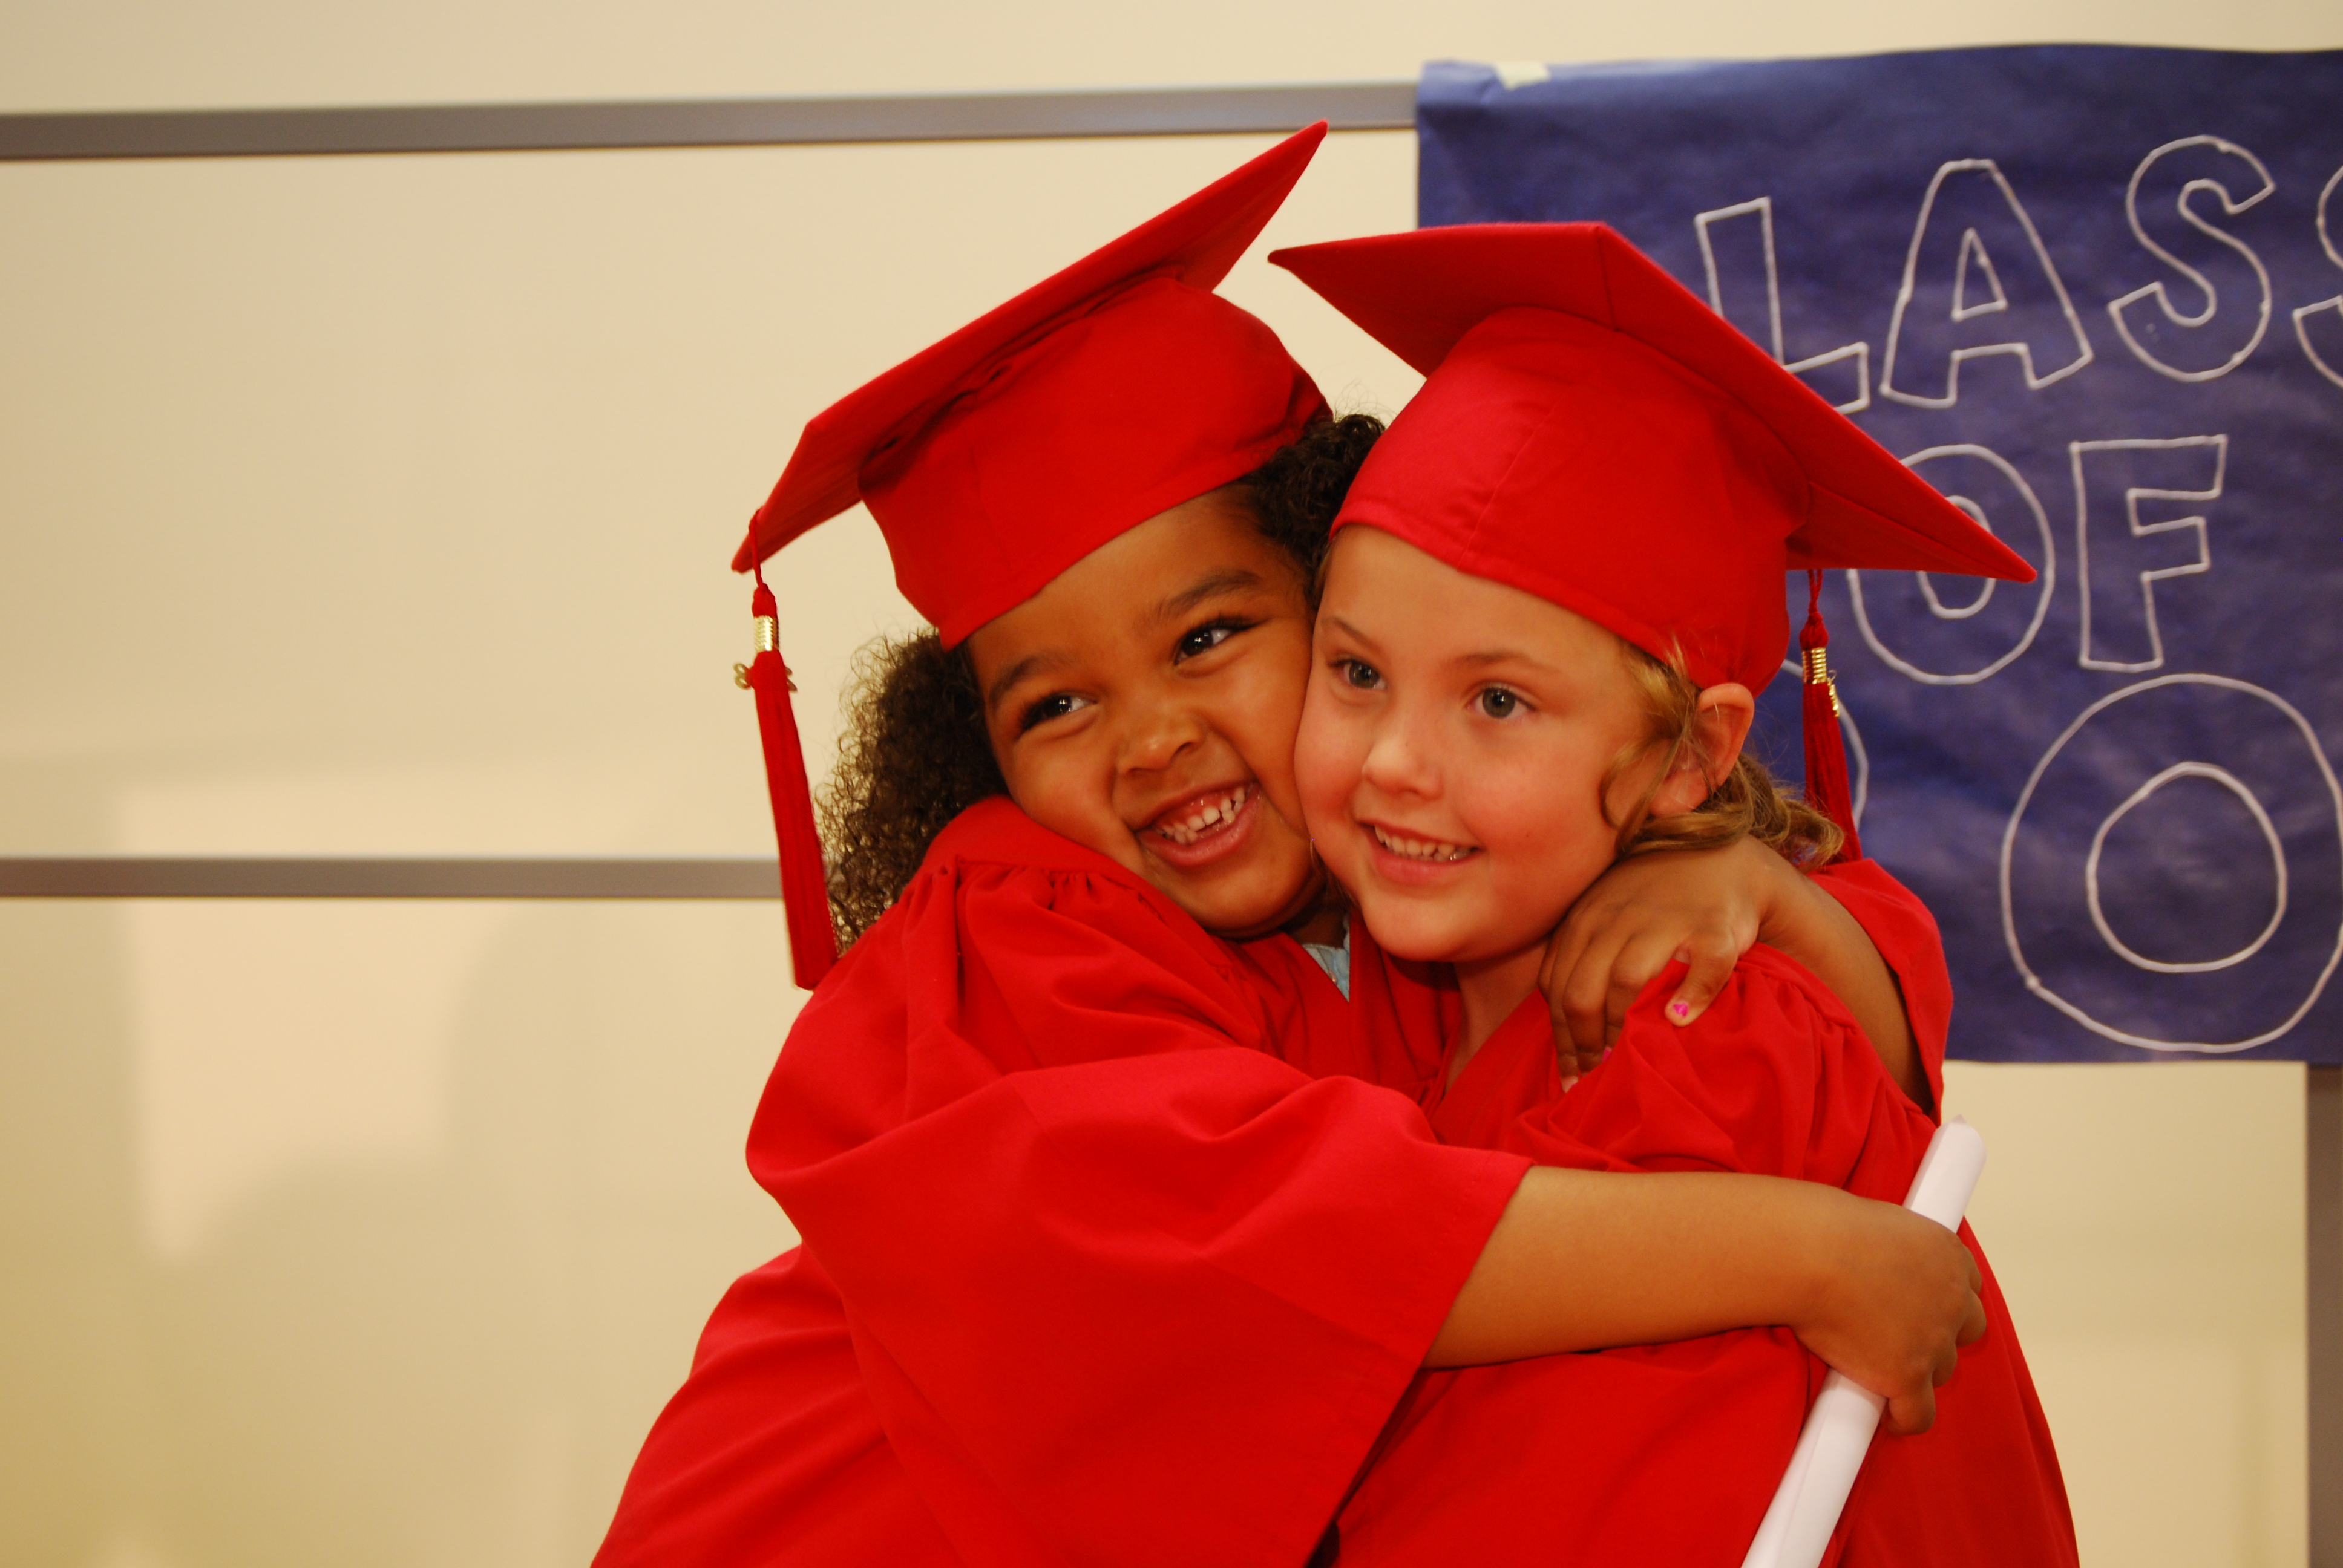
[1427,1164,1982,1435]
[1536,839,1927,1106]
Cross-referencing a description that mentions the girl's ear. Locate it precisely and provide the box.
[1649,682,1757,817]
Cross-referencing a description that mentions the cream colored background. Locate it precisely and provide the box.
[1,3,2335,1564]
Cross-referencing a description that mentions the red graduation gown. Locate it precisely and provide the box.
[1333,864,2076,1567]
[594,798,1526,1568]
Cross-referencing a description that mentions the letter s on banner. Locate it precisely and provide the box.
[2294,164,2343,390]
[2106,136,2277,383]
[2001,675,2343,1053]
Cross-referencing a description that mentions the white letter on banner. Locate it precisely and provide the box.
[1695,197,1870,412]
[2001,675,2343,1053]
[1847,445,2056,685]
[2106,137,2277,383]
[2294,165,2343,390]
[1883,161,2095,408]
[2071,436,2224,673]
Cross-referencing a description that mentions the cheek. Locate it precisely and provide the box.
[999,748,1122,856]
[1217,639,1312,800]
[1458,765,1562,852]
[1461,742,1618,883]
[1292,688,1358,826]
[1234,650,1309,756]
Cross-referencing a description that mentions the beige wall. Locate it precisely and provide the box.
[1,4,2335,1566]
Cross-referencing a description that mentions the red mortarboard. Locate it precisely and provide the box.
[740,125,1331,986]
[1271,223,2034,860]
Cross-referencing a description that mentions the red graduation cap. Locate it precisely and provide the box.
[1270,222,2034,863]
[738,125,1331,987]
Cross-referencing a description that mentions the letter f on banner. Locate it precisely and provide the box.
[1883,160,2096,407]
[2072,436,2226,673]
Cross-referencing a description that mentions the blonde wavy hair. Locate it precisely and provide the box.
[1599,642,1845,867]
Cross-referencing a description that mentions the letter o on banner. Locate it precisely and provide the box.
[1847,445,2057,686]
[2001,675,2343,1051]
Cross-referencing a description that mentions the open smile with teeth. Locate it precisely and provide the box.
[1372,823,1478,863]
[1152,784,1254,846]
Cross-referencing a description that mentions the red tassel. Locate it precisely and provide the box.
[1798,569,1863,864]
[742,568,838,989]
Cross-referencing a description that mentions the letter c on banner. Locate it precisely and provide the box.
[2001,674,2343,1052]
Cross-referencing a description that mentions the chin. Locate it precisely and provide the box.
[1345,903,1460,964]
[1173,867,1315,942]
[1179,900,1288,941]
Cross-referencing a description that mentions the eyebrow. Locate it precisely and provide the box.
[985,650,1073,714]
[1453,648,1558,672]
[1325,616,1563,677]
[1156,567,1266,623]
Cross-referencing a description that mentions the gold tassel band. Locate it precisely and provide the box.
[736,617,795,692]
[1803,647,1842,716]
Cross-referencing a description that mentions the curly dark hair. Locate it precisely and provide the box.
[816,411,1384,944]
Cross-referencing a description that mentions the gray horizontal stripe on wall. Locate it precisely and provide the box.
[0,82,1417,162]
[0,858,782,899]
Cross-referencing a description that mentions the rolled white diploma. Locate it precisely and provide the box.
[1738,1116,1987,1568]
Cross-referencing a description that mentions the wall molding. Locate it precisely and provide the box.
[0,82,1415,161]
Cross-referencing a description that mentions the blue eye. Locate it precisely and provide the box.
[1477,687,1522,719]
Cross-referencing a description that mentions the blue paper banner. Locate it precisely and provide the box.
[1417,46,2343,1062]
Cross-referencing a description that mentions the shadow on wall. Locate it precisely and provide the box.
[0,860,798,1568]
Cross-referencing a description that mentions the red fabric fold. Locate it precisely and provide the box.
[595,799,1527,1567]
[1334,916,2074,1567]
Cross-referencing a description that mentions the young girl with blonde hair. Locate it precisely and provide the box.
[1276,221,2077,1565]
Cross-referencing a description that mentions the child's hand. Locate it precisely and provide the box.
[1536,841,1781,1081]
[1796,1194,1988,1436]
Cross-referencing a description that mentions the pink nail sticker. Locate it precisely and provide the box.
[1670,1001,1691,1020]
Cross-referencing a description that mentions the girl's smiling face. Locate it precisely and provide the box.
[966,487,1325,941]
[1297,525,1677,972]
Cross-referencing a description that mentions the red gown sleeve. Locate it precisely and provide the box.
[1812,857,1955,1111]
[592,1246,962,1567]
[752,800,1528,1568]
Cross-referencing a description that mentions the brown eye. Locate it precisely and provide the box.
[1338,658,1381,690]
[1018,693,1090,733]
[1175,619,1251,663]
[1477,687,1521,719]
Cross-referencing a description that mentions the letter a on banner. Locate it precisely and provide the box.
[1882,160,2096,407]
